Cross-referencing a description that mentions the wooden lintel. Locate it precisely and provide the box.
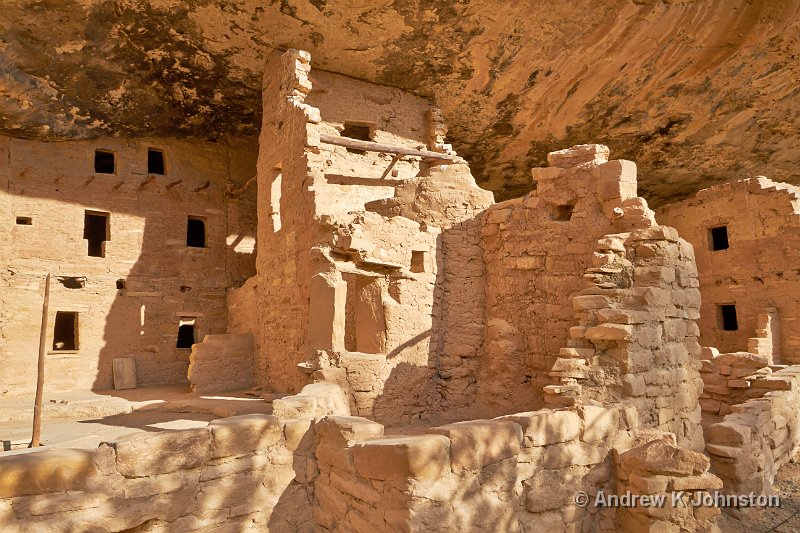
[138,175,156,189]
[319,134,460,163]
[193,180,211,192]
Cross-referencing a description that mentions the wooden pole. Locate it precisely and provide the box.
[29,273,50,448]
[318,134,461,163]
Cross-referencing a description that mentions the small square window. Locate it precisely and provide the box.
[116,279,126,290]
[709,225,729,251]
[187,216,206,248]
[341,122,373,141]
[718,304,738,331]
[94,150,115,174]
[410,250,426,273]
[15,216,32,225]
[147,149,165,175]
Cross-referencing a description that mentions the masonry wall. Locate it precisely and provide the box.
[312,411,720,532]
[657,177,800,362]
[478,146,656,413]
[0,136,257,395]
[705,366,800,497]
[0,394,722,533]
[552,226,705,451]
[0,414,312,532]
[251,50,492,425]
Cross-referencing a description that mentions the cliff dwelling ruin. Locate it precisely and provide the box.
[2,3,800,533]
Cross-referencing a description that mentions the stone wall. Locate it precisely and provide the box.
[549,226,705,451]
[0,135,257,394]
[657,177,800,362]
[250,49,492,425]
[312,411,721,532]
[478,144,689,416]
[615,437,722,532]
[705,366,800,497]
[0,414,312,532]
[698,348,789,416]
[0,400,724,533]
[188,334,254,393]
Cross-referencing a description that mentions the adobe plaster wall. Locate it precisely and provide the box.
[249,49,493,425]
[657,177,800,362]
[0,136,257,395]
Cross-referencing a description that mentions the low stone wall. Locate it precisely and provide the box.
[616,437,722,531]
[0,414,313,532]
[699,348,789,416]
[705,366,800,496]
[188,333,254,393]
[312,407,721,532]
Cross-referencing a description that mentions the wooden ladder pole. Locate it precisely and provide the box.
[29,272,51,448]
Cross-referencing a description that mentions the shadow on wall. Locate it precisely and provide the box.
[2,137,258,400]
[369,214,489,424]
[0,414,317,532]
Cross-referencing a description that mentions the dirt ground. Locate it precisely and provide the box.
[0,385,272,452]
[717,460,800,532]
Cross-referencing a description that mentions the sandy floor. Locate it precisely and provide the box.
[0,385,272,452]
[717,460,800,532]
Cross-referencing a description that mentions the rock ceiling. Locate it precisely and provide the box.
[1,0,799,205]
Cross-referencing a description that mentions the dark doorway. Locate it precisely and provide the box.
[177,324,195,348]
[53,311,78,351]
[719,304,738,331]
[187,217,206,248]
[147,149,165,175]
[84,211,109,257]
[709,226,729,251]
[94,150,115,174]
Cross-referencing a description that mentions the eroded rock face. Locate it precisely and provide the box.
[2,0,799,204]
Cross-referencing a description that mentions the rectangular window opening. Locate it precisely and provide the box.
[410,250,426,273]
[116,279,126,290]
[147,148,165,175]
[94,150,115,174]
[187,216,206,248]
[176,322,196,349]
[709,225,729,251]
[16,216,32,225]
[341,122,374,154]
[719,304,738,331]
[53,311,78,351]
[84,211,109,258]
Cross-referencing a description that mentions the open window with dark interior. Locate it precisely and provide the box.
[84,211,109,257]
[147,148,165,175]
[340,122,374,154]
[709,225,729,251]
[15,216,32,225]
[94,150,115,174]
[549,203,575,221]
[52,311,78,351]
[410,250,426,273]
[176,321,196,349]
[718,304,738,331]
[187,216,206,248]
